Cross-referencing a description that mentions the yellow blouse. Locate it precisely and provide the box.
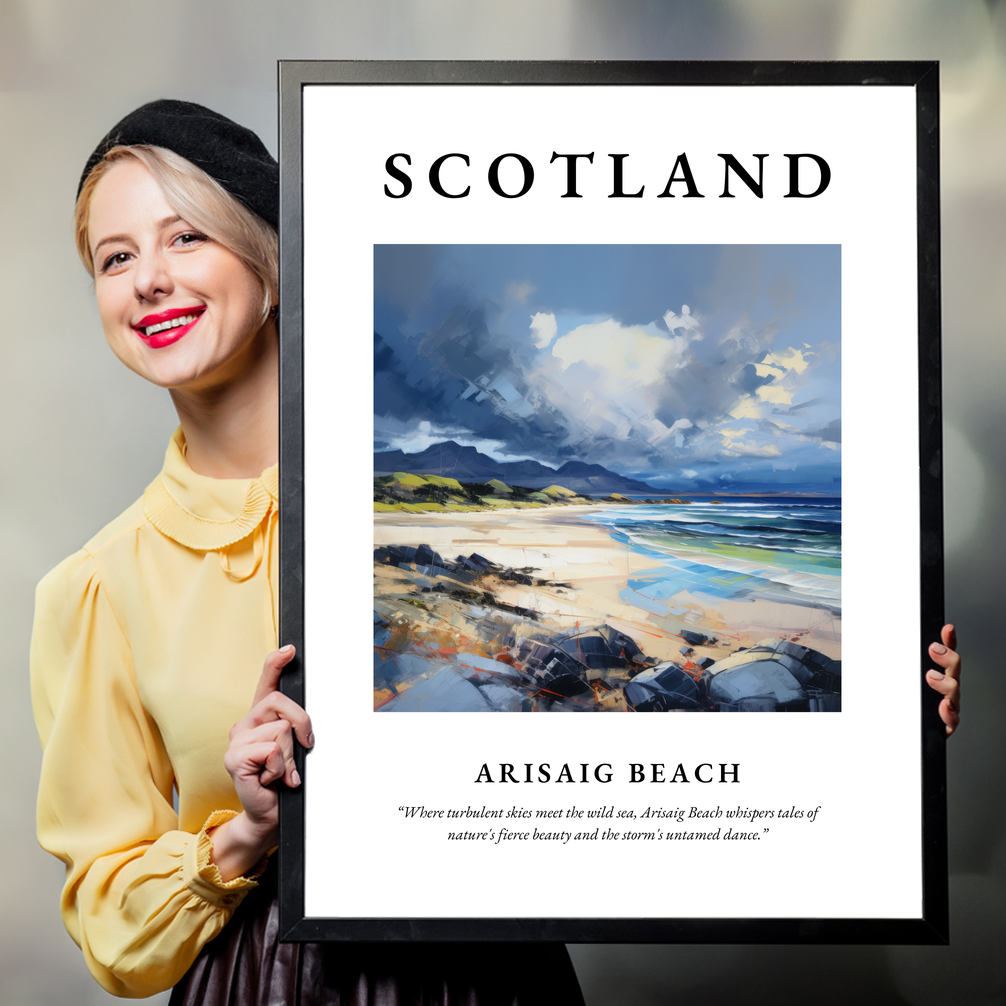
[31,428,279,998]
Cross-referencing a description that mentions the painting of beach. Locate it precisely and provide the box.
[373,245,841,712]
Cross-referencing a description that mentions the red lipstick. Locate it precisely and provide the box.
[132,306,205,349]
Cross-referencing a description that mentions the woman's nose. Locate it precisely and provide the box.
[133,249,173,302]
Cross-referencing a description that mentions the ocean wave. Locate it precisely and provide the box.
[582,499,842,607]
[659,519,839,536]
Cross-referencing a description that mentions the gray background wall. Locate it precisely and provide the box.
[1,2,1003,1003]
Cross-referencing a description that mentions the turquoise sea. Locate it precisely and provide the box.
[577,498,841,616]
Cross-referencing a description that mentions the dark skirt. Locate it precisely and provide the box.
[169,869,585,1006]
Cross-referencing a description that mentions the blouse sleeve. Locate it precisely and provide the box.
[31,549,262,998]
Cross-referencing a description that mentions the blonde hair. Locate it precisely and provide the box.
[75,145,278,322]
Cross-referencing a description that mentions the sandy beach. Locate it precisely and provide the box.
[374,505,842,677]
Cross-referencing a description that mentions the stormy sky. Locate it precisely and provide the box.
[374,244,840,491]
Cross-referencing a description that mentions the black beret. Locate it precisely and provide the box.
[78,99,278,228]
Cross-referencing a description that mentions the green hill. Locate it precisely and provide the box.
[392,472,428,486]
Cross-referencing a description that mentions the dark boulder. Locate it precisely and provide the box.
[624,661,700,712]
[555,625,645,670]
[513,638,591,696]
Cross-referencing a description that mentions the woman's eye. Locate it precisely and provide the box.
[173,231,207,248]
[101,251,131,273]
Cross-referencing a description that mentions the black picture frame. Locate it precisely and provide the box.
[277,60,945,944]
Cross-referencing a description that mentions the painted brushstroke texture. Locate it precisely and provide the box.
[375,245,840,494]
[374,246,841,712]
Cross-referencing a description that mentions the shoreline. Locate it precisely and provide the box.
[374,494,841,518]
[374,507,842,664]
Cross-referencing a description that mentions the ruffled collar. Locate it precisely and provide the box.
[143,428,278,551]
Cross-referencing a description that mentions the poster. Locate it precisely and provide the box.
[278,62,945,942]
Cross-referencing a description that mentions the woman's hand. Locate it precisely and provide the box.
[926,624,961,738]
[209,645,314,881]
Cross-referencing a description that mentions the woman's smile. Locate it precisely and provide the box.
[133,305,207,347]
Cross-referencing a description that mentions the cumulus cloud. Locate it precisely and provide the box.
[756,383,795,405]
[529,311,557,348]
[375,417,509,457]
[373,247,841,486]
[718,426,783,459]
[664,304,702,333]
[381,298,837,476]
[551,319,674,375]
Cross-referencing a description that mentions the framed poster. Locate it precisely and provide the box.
[277,61,946,943]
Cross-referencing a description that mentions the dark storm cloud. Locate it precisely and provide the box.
[374,245,841,483]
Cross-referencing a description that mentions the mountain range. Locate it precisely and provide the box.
[374,441,663,494]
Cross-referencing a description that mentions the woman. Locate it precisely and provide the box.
[31,100,586,1003]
